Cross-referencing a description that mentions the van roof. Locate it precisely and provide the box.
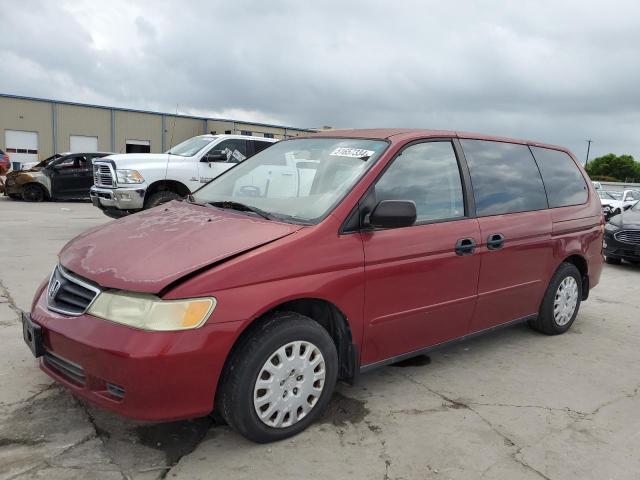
[308,128,569,154]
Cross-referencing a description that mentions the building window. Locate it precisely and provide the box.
[264,133,274,138]
[224,130,232,134]
[241,130,252,136]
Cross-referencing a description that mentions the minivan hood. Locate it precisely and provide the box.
[59,201,302,293]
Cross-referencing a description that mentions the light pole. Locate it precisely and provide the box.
[585,139,592,167]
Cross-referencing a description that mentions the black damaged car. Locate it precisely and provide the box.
[4,152,113,202]
[604,200,640,265]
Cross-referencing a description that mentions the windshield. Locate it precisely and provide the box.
[167,137,213,156]
[598,191,617,200]
[193,137,388,224]
[32,154,63,169]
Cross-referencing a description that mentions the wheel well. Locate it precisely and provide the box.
[145,180,190,200]
[563,254,589,300]
[218,298,358,396]
[22,182,50,199]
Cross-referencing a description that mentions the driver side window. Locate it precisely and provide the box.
[209,140,248,163]
[374,141,465,223]
[54,156,77,169]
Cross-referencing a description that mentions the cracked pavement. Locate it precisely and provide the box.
[1,197,639,479]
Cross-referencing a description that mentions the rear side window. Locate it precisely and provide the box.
[461,140,547,216]
[374,141,465,222]
[530,147,587,207]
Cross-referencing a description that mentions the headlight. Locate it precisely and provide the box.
[605,223,620,233]
[87,291,216,331]
[115,169,144,184]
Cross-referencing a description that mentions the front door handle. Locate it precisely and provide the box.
[455,237,476,256]
[487,233,505,250]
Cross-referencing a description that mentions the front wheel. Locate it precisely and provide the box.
[22,183,47,202]
[605,256,622,265]
[218,312,338,443]
[144,191,183,209]
[529,263,582,335]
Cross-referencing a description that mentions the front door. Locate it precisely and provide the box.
[49,155,87,198]
[198,139,249,188]
[361,140,481,366]
[460,139,554,332]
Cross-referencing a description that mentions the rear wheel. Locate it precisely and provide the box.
[8,193,21,200]
[22,184,47,202]
[605,256,622,265]
[218,312,338,443]
[144,191,183,209]
[529,263,582,335]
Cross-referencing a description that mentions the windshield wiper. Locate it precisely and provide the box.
[208,201,273,220]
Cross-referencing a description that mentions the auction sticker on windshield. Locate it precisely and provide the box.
[330,147,375,159]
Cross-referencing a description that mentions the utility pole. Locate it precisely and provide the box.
[585,139,592,167]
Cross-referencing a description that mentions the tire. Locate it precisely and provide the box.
[8,193,21,200]
[528,262,582,335]
[101,208,133,219]
[605,256,622,265]
[144,191,183,209]
[22,183,47,202]
[218,312,338,443]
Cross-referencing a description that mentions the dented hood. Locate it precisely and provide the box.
[59,201,302,293]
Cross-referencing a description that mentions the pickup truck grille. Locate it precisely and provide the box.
[614,230,640,245]
[46,265,101,316]
[94,163,115,187]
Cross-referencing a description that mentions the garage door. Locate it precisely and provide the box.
[5,130,39,171]
[126,139,151,153]
[70,135,98,153]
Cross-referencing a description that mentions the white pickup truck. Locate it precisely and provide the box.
[90,134,277,218]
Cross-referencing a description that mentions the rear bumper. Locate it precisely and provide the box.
[90,186,146,211]
[30,289,241,422]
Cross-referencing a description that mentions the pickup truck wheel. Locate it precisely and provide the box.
[144,191,183,209]
[218,312,338,443]
[22,184,46,202]
[528,262,581,335]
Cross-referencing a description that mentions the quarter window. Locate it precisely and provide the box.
[374,141,465,222]
[530,147,587,208]
[461,140,548,216]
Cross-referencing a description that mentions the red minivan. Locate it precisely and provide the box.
[23,129,604,442]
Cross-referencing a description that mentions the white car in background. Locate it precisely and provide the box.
[598,190,639,217]
[90,134,277,218]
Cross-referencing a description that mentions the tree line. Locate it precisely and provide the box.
[585,153,640,183]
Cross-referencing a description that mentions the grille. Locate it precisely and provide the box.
[46,265,101,316]
[614,230,640,245]
[94,163,115,187]
[44,351,85,385]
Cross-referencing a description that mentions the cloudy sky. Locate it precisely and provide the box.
[1,0,639,161]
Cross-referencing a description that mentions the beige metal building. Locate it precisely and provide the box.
[0,93,315,169]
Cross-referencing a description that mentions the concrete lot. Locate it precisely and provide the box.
[1,196,639,480]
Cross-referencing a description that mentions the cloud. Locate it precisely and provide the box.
[1,0,639,161]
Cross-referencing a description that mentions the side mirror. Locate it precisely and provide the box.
[202,150,228,162]
[370,200,417,229]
